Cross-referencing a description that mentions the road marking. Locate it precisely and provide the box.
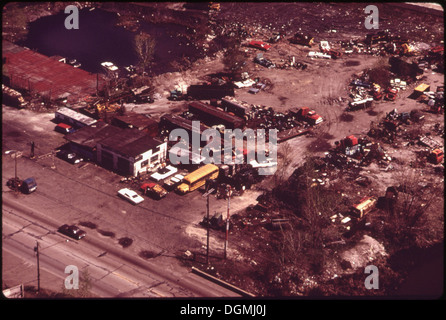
[112,271,139,287]
[148,288,166,297]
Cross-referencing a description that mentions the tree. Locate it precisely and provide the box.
[385,169,443,248]
[134,32,156,76]
[222,46,247,78]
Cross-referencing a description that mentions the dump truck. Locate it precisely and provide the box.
[350,196,377,219]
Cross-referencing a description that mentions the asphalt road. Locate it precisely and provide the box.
[2,194,241,298]
[2,107,250,298]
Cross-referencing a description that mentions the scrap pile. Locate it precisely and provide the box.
[276,56,308,70]
[245,105,320,142]
[417,85,444,114]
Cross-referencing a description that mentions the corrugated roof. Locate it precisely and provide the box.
[3,40,104,103]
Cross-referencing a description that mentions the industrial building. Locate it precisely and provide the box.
[65,122,167,176]
[2,40,104,104]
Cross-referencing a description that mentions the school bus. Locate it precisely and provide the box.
[176,164,219,194]
[350,196,377,219]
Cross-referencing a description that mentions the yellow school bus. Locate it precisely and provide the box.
[176,164,219,194]
[350,196,377,219]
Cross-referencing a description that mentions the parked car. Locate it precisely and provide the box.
[350,80,371,88]
[249,157,278,168]
[58,224,86,240]
[249,40,271,51]
[118,188,144,205]
[20,177,37,194]
[254,54,275,68]
[140,182,168,199]
[56,150,83,164]
[164,174,185,191]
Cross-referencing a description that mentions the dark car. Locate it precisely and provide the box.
[57,150,83,164]
[58,224,86,240]
[20,177,37,194]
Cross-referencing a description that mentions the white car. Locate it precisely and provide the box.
[118,188,144,205]
[249,158,278,168]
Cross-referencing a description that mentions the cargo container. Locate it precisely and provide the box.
[55,107,97,128]
[188,101,244,129]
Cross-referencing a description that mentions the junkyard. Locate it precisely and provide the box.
[2,2,444,299]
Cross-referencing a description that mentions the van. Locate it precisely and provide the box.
[21,177,37,194]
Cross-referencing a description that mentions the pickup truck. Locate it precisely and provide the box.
[140,182,168,200]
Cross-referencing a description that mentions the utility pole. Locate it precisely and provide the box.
[34,241,40,293]
[202,180,214,265]
[224,186,231,260]
[30,141,35,159]
[5,150,20,192]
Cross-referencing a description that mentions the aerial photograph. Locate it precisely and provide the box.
[2,1,444,307]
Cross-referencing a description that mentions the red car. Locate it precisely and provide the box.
[249,40,271,51]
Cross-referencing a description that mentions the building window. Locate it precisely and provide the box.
[141,159,149,167]
[150,154,159,164]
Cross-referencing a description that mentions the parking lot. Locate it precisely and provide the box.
[2,107,262,263]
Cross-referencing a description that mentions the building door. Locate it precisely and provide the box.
[117,156,132,176]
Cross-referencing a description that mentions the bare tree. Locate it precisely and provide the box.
[387,169,443,248]
[134,31,156,76]
[274,142,293,186]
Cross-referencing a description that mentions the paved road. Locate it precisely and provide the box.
[2,106,263,297]
[2,196,241,298]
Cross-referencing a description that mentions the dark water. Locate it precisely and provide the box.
[20,8,200,75]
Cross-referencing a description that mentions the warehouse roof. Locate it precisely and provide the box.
[65,122,163,157]
[99,129,163,158]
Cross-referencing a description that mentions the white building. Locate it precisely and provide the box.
[96,129,167,177]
